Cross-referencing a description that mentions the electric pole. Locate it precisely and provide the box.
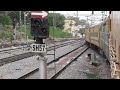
[19,11,22,40]
[76,11,79,37]
[101,11,105,21]
[92,11,94,15]
[13,18,16,40]
[53,11,56,30]
[19,11,22,26]
[91,11,94,26]
[53,11,56,74]
[86,16,89,22]
[77,11,78,18]
[24,11,27,40]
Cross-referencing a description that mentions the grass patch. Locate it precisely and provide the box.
[0,26,13,41]
[0,31,12,39]
[20,26,72,39]
[49,27,72,38]
[18,26,72,39]
[0,25,33,44]
[18,25,33,39]
[0,25,72,42]
[86,73,101,79]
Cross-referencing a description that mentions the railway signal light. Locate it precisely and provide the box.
[31,11,49,39]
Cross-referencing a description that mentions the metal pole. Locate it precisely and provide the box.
[101,11,104,21]
[86,16,88,22]
[39,56,47,79]
[91,11,94,26]
[53,11,56,74]
[91,16,93,26]
[19,11,22,40]
[53,11,56,30]
[77,11,78,18]
[24,12,25,25]
[19,11,22,26]
[25,14,27,39]
[36,38,47,79]
[24,12,27,39]
[86,16,89,27]
[13,18,16,40]
[102,11,104,21]
[13,26,16,40]
[76,11,78,37]
[24,12,26,38]
[27,36,28,46]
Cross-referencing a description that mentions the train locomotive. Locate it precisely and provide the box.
[85,11,120,79]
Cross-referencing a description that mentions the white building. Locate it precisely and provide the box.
[63,19,79,37]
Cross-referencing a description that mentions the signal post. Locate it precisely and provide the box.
[35,37,47,79]
[31,11,49,79]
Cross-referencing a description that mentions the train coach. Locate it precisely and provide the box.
[99,18,110,61]
[85,17,110,59]
[85,28,90,44]
[85,11,120,79]
[109,11,120,79]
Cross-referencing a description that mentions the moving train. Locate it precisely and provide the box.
[85,11,120,79]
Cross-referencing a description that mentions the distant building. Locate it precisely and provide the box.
[63,19,79,37]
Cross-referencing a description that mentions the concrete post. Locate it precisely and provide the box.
[36,38,47,79]
[39,56,47,79]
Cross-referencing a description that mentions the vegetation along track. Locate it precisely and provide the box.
[0,39,84,66]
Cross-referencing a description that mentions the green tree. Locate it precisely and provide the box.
[78,19,90,36]
[8,11,31,25]
[0,15,12,26]
[67,16,80,26]
[79,28,85,36]
[48,13,65,29]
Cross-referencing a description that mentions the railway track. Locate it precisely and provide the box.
[0,46,26,54]
[0,39,84,66]
[0,38,82,53]
[49,45,88,79]
[0,38,83,53]
[18,43,88,79]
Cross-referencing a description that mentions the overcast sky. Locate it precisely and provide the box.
[49,11,109,19]
[49,11,109,25]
